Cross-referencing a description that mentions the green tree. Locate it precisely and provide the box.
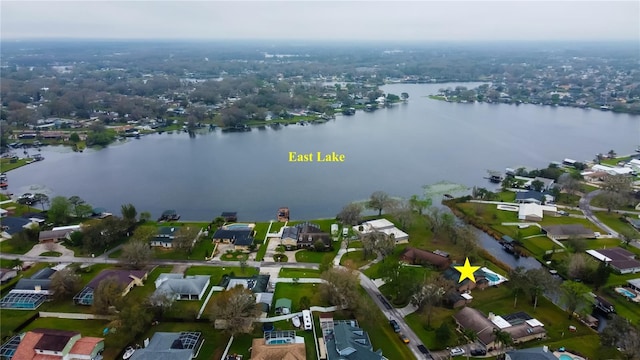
[560,281,590,319]
[48,196,72,224]
[508,266,528,308]
[336,203,362,226]
[69,132,80,143]
[173,226,200,254]
[530,179,545,192]
[408,194,431,215]
[435,322,453,345]
[367,191,393,216]
[92,276,124,315]
[120,240,152,269]
[139,211,152,223]
[209,285,261,336]
[492,328,513,354]
[411,276,446,328]
[591,261,611,291]
[525,268,556,310]
[50,268,82,301]
[320,267,361,309]
[68,195,86,218]
[299,296,311,310]
[121,203,137,225]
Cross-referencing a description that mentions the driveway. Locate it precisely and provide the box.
[578,189,619,237]
[24,242,75,258]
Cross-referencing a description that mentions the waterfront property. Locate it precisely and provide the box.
[354,219,409,244]
[74,269,147,305]
[586,247,640,274]
[38,228,76,243]
[279,222,332,250]
[398,247,451,270]
[541,224,595,240]
[453,307,546,349]
[211,228,254,251]
[0,217,39,240]
[150,226,178,248]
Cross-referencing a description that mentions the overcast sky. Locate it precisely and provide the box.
[1,1,639,41]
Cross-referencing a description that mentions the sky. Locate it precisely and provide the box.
[1,1,639,41]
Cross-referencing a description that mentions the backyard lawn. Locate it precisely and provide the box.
[593,211,639,236]
[339,250,376,269]
[185,265,258,285]
[278,268,322,278]
[271,283,330,315]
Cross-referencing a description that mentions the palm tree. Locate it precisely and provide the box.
[492,328,513,357]
[508,266,528,308]
[463,329,478,360]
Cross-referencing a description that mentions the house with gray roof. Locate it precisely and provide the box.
[130,332,203,360]
[505,346,557,360]
[150,227,178,248]
[324,320,383,360]
[153,274,210,301]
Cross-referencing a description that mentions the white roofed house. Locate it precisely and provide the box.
[355,219,409,244]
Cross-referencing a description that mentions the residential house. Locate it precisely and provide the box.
[505,347,557,360]
[296,223,331,250]
[355,219,409,244]
[514,191,546,205]
[0,268,18,283]
[0,268,56,309]
[399,247,451,270]
[442,266,489,293]
[11,328,103,360]
[150,227,178,248]
[587,247,640,274]
[0,217,38,240]
[627,218,640,231]
[211,229,254,251]
[38,229,75,243]
[542,224,595,240]
[130,332,203,360]
[445,292,473,309]
[74,269,147,305]
[280,227,300,250]
[591,164,634,176]
[153,274,210,301]
[251,331,306,360]
[219,274,273,311]
[518,204,557,221]
[453,308,546,350]
[627,278,640,292]
[533,177,555,191]
[323,319,383,360]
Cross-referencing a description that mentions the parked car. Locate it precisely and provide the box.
[450,347,465,357]
[398,332,410,344]
[470,348,487,356]
[417,344,432,358]
[389,319,400,333]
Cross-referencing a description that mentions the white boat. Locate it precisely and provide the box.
[122,347,135,359]
[291,316,301,328]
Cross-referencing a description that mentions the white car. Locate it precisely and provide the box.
[450,347,465,357]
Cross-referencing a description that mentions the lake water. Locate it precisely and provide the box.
[5,83,639,224]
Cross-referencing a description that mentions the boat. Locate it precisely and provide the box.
[122,346,135,359]
[291,316,301,328]
[277,207,290,222]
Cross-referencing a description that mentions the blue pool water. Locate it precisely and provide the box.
[559,355,574,360]
[617,288,636,299]
[485,273,500,282]
[226,224,251,230]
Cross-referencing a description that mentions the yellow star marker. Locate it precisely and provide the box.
[454,257,481,283]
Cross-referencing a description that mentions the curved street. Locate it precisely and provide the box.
[578,189,619,238]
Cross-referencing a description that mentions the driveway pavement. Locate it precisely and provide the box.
[24,243,75,258]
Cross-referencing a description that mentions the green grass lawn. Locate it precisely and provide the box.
[185,266,258,285]
[271,283,330,315]
[295,247,339,265]
[539,216,601,231]
[339,250,376,269]
[0,237,37,254]
[278,268,322,278]
[520,236,559,257]
[152,238,214,260]
[593,211,639,236]
[39,251,62,257]
[0,309,38,339]
[347,240,363,248]
[405,307,457,350]
[219,250,249,261]
[0,158,31,172]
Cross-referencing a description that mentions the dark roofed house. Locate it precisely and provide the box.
[74,269,147,306]
[295,223,331,250]
[453,307,498,348]
[442,266,489,292]
[130,332,203,360]
[11,328,103,360]
[542,224,595,240]
[628,218,640,231]
[587,247,640,274]
[32,328,80,352]
[1,217,36,239]
[505,347,557,360]
[150,226,178,248]
[31,267,56,280]
[399,247,452,270]
[281,226,300,250]
[454,308,546,349]
[153,274,210,301]
[221,212,238,222]
[515,191,546,205]
[325,320,383,360]
[0,268,56,309]
[212,229,254,251]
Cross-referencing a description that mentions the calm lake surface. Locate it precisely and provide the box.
[6,83,639,223]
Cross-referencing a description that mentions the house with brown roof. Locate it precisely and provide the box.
[399,247,451,269]
[587,247,640,274]
[251,331,306,360]
[453,308,546,350]
[38,229,75,243]
[12,328,104,360]
[541,224,595,240]
[295,223,332,250]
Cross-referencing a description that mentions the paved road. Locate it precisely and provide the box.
[358,273,425,360]
[578,189,620,238]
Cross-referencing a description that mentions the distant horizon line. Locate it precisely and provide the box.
[1,38,638,44]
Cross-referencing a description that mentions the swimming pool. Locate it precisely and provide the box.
[225,224,252,230]
[615,287,637,299]
[485,273,500,282]
[559,355,574,360]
